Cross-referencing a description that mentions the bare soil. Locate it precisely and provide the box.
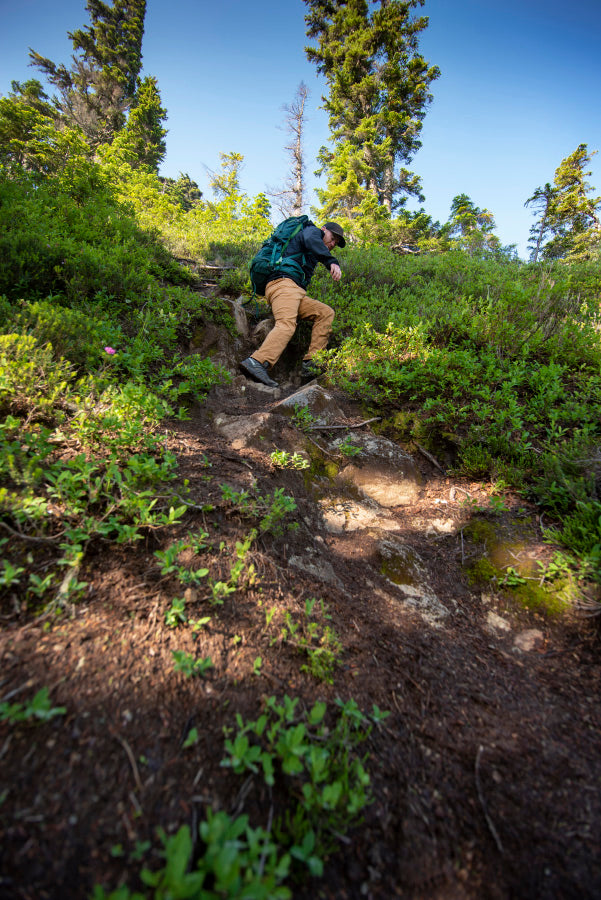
[1,371,601,900]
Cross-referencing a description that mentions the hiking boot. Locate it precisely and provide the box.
[239,357,279,388]
[301,359,323,381]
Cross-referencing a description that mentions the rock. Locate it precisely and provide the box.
[377,536,450,624]
[513,629,544,652]
[288,550,343,590]
[189,320,243,373]
[486,611,511,633]
[213,412,277,449]
[273,383,346,423]
[251,318,275,344]
[335,433,421,507]
[425,517,456,536]
[319,498,401,534]
[225,297,250,339]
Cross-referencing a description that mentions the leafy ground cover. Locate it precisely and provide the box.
[1,159,601,898]
[1,370,601,899]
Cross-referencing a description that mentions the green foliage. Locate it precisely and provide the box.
[0,93,89,174]
[534,144,601,262]
[446,193,501,256]
[109,76,167,172]
[220,484,297,536]
[171,650,213,678]
[12,299,123,370]
[291,404,318,431]
[0,686,65,724]
[222,694,388,861]
[154,535,209,587]
[0,167,191,303]
[305,244,601,579]
[0,333,194,609]
[270,449,310,470]
[305,0,439,224]
[337,437,361,458]
[29,0,146,145]
[164,596,187,628]
[272,598,342,684]
[159,172,202,211]
[93,813,292,900]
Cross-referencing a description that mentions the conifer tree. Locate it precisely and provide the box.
[111,76,167,171]
[7,80,57,120]
[29,0,147,145]
[540,144,601,261]
[524,183,555,263]
[0,80,55,169]
[304,0,439,224]
[447,193,500,256]
[209,152,245,213]
[160,173,203,211]
[0,80,81,172]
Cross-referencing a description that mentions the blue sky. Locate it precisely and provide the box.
[1,0,600,257]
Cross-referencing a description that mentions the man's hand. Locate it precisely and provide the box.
[329,264,342,282]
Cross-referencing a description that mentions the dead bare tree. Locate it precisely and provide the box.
[267,82,309,219]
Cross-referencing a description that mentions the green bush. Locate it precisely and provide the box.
[14,299,123,370]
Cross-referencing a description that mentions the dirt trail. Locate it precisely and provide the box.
[1,361,600,900]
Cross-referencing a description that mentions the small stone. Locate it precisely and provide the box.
[425,517,456,536]
[486,611,511,633]
[513,629,544,652]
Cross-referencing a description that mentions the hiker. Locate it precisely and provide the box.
[239,221,345,388]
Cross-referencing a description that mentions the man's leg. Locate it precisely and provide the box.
[252,279,305,366]
[239,279,305,386]
[297,294,335,360]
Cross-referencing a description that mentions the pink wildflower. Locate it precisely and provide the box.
[104,346,116,355]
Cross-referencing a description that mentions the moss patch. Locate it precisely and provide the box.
[466,557,498,586]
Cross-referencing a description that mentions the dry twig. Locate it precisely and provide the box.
[415,442,446,473]
[305,432,336,458]
[113,732,144,795]
[306,416,381,432]
[475,745,504,854]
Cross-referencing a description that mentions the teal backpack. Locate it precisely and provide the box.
[249,215,310,296]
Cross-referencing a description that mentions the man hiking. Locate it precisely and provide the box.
[239,221,345,388]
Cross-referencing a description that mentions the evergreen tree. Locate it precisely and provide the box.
[305,0,439,225]
[540,144,601,261]
[160,172,203,211]
[206,152,271,223]
[7,80,57,119]
[447,193,500,256]
[208,151,245,215]
[0,80,54,170]
[524,182,555,263]
[111,76,167,171]
[0,80,88,173]
[29,0,147,145]
[391,208,444,252]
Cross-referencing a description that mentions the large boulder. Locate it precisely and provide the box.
[273,384,346,424]
[376,534,451,624]
[331,433,422,507]
[213,411,292,451]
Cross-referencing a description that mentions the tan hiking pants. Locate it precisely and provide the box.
[253,278,334,367]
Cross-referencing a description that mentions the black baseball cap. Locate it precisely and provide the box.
[324,221,346,248]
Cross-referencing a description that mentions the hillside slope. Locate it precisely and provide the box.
[1,317,600,900]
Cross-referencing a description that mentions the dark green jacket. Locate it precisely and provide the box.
[267,221,340,290]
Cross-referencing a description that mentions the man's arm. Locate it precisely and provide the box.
[302,226,341,271]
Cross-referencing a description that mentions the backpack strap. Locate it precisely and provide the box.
[273,219,305,266]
